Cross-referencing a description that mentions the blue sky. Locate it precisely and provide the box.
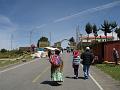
[0,0,120,49]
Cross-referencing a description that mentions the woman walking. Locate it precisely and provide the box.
[49,49,63,82]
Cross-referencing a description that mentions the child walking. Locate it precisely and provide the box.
[72,50,80,79]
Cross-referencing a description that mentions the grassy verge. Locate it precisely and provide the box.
[0,54,32,68]
[96,64,120,81]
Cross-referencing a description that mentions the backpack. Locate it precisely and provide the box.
[50,54,61,66]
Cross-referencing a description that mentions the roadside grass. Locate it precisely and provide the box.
[96,64,120,81]
[0,59,20,67]
[0,54,32,68]
[0,52,22,59]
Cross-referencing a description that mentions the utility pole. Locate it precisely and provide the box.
[76,25,80,46]
[30,30,33,46]
[11,34,13,50]
[80,33,82,49]
[49,32,51,46]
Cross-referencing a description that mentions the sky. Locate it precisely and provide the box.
[0,0,120,49]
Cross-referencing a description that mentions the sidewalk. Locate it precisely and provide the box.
[90,65,120,90]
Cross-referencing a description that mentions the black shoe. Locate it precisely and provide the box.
[84,76,88,80]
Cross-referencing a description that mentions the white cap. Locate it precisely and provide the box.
[86,47,90,50]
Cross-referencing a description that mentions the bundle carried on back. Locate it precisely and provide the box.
[50,54,61,67]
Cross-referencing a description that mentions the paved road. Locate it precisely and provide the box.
[0,52,120,90]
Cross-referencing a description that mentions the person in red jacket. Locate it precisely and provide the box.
[72,49,80,79]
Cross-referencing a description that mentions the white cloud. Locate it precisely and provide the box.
[36,24,46,29]
[54,0,120,23]
[0,15,17,32]
[0,32,14,50]
[0,15,17,50]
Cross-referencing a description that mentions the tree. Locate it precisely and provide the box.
[69,37,76,49]
[85,22,93,42]
[39,37,48,41]
[115,27,120,40]
[110,21,117,39]
[93,24,98,41]
[37,36,49,47]
[69,37,75,42]
[101,20,111,41]
[0,48,7,53]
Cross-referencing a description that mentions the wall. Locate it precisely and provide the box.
[104,40,120,62]
[92,40,120,63]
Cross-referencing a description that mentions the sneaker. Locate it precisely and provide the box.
[74,76,78,79]
[73,75,76,78]
[84,76,88,80]
[76,76,78,79]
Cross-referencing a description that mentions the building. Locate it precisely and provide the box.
[92,40,120,64]
[38,41,50,48]
[81,36,113,43]
[19,47,30,52]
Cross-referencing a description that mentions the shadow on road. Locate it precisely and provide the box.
[40,81,62,86]
[65,76,85,79]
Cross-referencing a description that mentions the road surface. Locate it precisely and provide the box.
[0,52,120,90]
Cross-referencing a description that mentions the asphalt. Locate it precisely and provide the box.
[0,52,120,90]
[90,65,120,90]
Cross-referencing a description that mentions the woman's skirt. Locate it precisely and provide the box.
[51,66,63,82]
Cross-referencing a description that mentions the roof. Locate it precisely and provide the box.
[82,36,113,39]
[45,47,59,51]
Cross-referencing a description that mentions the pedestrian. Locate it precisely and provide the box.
[72,49,80,79]
[48,49,52,58]
[49,49,63,82]
[113,48,119,65]
[81,47,94,80]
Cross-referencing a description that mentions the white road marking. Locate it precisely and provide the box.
[32,66,50,83]
[89,74,104,90]
[80,64,104,90]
